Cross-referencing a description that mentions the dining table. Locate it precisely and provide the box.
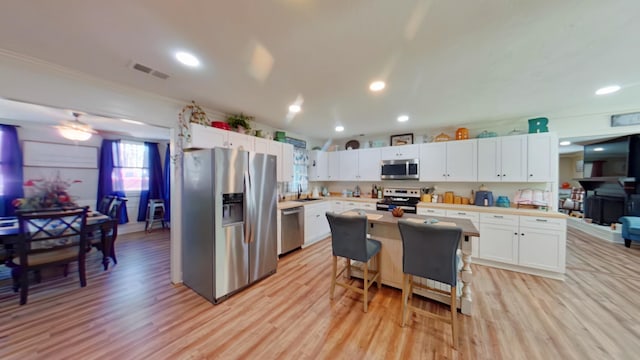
[0,211,113,268]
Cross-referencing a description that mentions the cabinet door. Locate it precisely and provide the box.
[446,140,477,181]
[478,214,518,264]
[339,150,358,181]
[380,144,419,160]
[308,150,328,181]
[327,152,340,181]
[254,138,269,154]
[477,138,501,182]
[281,143,294,183]
[518,226,565,272]
[419,142,447,181]
[189,124,228,149]
[527,133,555,182]
[357,148,381,181]
[518,215,566,272]
[267,141,283,182]
[500,135,527,182]
[227,131,253,151]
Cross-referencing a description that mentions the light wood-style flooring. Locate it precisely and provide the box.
[1,227,639,359]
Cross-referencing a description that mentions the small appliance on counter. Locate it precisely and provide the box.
[475,185,494,207]
[321,186,329,197]
[311,187,320,198]
[495,196,510,208]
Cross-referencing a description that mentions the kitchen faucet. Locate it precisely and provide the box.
[297,184,302,199]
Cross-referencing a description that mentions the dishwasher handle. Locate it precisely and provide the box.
[282,207,303,215]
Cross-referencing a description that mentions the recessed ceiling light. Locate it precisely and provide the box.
[175,52,200,67]
[397,115,409,122]
[369,81,386,92]
[595,85,620,95]
[289,104,301,113]
[593,147,604,152]
[335,125,344,132]
[121,119,144,125]
[559,140,571,146]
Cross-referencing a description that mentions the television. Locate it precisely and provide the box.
[583,136,631,178]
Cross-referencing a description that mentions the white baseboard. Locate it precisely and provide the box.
[567,217,623,244]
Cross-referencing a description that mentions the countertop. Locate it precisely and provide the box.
[278,195,566,218]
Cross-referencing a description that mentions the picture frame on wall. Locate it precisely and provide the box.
[390,133,413,146]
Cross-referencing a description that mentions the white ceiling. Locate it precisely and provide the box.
[0,98,170,140]
[0,0,639,141]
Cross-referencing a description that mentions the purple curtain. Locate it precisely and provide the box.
[0,125,24,217]
[163,144,171,222]
[137,142,164,221]
[97,139,128,224]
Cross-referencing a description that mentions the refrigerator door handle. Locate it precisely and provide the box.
[244,170,252,244]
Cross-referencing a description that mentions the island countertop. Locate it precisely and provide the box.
[353,209,480,237]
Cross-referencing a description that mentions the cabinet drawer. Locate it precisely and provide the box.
[480,213,518,226]
[445,210,480,222]
[519,216,565,230]
[417,207,446,216]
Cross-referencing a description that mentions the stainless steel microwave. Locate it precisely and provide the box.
[380,159,419,180]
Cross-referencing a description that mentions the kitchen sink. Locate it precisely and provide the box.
[295,198,323,202]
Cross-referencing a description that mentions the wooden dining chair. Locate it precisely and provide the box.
[89,197,125,269]
[11,206,89,305]
[397,219,462,349]
[326,211,382,312]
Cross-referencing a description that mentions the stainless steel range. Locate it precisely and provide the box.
[375,188,421,214]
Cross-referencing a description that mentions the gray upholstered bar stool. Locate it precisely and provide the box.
[326,212,382,312]
[397,219,462,349]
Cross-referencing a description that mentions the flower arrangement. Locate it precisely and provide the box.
[12,173,82,210]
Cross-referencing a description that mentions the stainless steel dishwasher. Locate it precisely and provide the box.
[281,207,304,254]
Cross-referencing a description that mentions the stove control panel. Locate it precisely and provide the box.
[383,188,421,198]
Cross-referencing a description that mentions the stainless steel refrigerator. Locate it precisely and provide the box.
[182,147,278,304]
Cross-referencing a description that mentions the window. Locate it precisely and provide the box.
[0,128,4,196]
[288,148,308,193]
[112,141,149,193]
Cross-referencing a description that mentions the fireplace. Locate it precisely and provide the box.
[584,195,625,225]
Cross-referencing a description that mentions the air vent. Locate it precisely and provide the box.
[151,70,170,80]
[130,61,170,80]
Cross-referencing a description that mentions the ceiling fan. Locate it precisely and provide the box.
[55,112,97,141]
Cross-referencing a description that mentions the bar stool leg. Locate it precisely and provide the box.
[451,286,458,349]
[330,256,337,300]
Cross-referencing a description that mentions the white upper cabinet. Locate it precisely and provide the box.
[527,133,557,182]
[380,144,420,160]
[188,124,227,149]
[227,131,253,151]
[336,148,381,181]
[327,151,340,181]
[477,133,556,183]
[308,150,328,181]
[254,137,269,154]
[280,142,294,183]
[188,123,254,151]
[338,150,358,181]
[357,148,382,181]
[478,135,527,182]
[419,140,477,182]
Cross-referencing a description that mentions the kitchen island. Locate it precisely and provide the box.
[348,210,479,315]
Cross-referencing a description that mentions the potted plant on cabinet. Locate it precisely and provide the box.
[227,113,253,134]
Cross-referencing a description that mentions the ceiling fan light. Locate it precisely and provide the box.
[56,113,96,141]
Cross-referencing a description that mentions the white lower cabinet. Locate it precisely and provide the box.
[479,214,519,264]
[331,200,344,213]
[478,213,566,275]
[445,210,480,258]
[518,216,566,273]
[304,202,331,246]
